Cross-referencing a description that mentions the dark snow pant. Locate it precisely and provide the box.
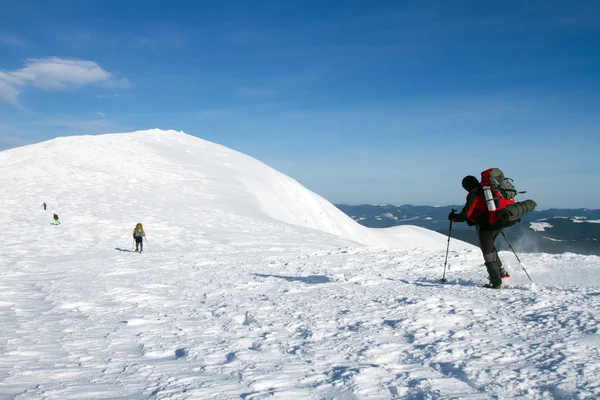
[135,236,143,251]
[476,227,503,286]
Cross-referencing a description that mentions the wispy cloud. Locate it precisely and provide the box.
[0,123,32,150]
[95,93,132,99]
[37,118,126,133]
[129,30,189,51]
[236,87,278,98]
[60,27,189,52]
[0,134,33,150]
[227,29,266,47]
[97,111,105,117]
[0,32,29,48]
[0,74,23,107]
[232,71,321,101]
[0,57,130,107]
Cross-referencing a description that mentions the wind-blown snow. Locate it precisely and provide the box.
[544,237,571,242]
[1,129,600,399]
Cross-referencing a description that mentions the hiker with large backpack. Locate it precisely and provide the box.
[132,223,146,253]
[449,168,537,289]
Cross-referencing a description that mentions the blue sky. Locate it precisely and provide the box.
[1,0,599,208]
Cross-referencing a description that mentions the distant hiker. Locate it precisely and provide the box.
[132,223,145,253]
[43,202,47,210]
[53,213,60,225]
[449,169,537,289]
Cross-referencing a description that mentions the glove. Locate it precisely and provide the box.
[448,211,458,221]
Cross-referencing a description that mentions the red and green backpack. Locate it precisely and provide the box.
[466,168,520,227]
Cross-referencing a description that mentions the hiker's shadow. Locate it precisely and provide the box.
[397,278,480,287]
[253,273,331,284]
[115,247,133,253]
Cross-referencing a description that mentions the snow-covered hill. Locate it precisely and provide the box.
[1,129,599,399]
[0,129,470,251]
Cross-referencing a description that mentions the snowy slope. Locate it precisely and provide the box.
[0,129,470,251]
[1,130,600,399]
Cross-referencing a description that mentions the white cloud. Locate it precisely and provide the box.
[0,73,22,106]
[0,57,130,106]
[97,111,105,117]
[12,58,112,90]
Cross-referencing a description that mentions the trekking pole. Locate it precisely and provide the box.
[501,231,532,282]
[440,209,455,283]
[144,237,151,253]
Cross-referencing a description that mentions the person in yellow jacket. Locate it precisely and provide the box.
[132,223,145,253]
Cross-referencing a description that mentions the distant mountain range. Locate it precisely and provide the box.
[335,204,600,255]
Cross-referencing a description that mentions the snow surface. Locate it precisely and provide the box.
[573,218,600,224]
[1,129,600,399]
[529,222,554,232]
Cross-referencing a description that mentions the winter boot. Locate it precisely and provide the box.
[482,283,502,289]
[495,249,510,278]
[484,256,503,288]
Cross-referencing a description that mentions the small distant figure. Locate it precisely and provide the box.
[132,223,145,253]
[53,213,60,225]
[43,202,47,210]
